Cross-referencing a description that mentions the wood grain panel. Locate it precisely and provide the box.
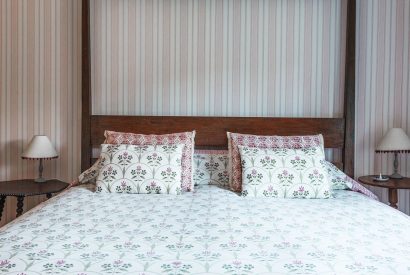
[343,0,356,177]
[81,0,91,172]
[90,115,345,149]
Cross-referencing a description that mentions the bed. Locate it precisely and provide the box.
[0,184,410,274]
[1,0,410,274]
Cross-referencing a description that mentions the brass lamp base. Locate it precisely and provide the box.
[34,177,47,183]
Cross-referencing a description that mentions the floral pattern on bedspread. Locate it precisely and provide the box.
[1,185,409,274]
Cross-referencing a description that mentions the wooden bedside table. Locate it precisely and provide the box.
[0,179,68,220]
[358,176,410,209]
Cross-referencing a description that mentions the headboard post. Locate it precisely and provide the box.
[343,0,356,177]
[81,0,91,172]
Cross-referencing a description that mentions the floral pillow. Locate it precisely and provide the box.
[239,145,331,198]
[104,130,195,192]
[79,150,231,188]
[227,132,324,192]
[324,161,350,190]
[78,159,102,184]
[96,144,184,195]
[324,161,378,200]
[193,150,229,187]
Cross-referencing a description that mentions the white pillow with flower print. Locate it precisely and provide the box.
[96,144,184,195]
[239,145,331,198]
[193,150,229,187]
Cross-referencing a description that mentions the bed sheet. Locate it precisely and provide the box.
[0,185,410,274]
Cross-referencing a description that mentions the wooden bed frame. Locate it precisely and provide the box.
[80,0,356,177]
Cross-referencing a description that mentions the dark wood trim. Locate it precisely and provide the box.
[81,0,91,172]
[0,196,5,221]
[0,179,68,219]
[16,196,24,217]
[91,115,345,150]
[343,0,356,177]
[358,176,410,209]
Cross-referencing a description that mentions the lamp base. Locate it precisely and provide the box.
[390,173,403,179]
[35,159,46,183]
[390,152,404,179]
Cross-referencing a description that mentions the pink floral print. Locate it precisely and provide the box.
[104,130,195,191]
[228,132,324,192]
[96,144,184,195]
[239,145,331,198]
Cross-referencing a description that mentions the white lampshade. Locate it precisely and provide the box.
[376,128,410,153]
[21,135,58,159]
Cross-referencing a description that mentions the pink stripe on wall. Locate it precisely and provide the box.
[89,0,410,214]
[214,0,223,116]
[90,0,347,118]
[321,0,330,116]
[356,0,410,214]
[303,1,313,116]
[0,0,81,227]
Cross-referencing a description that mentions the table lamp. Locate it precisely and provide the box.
[376,128,410,179]
[21,135,58,182]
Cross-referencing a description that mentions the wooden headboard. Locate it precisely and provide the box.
[80,0,356,177]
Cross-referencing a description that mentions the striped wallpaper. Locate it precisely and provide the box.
[356,0,410,213]
[90,0,347,117]
[0,0,409,228]
[0,0,82,227]
[90,0,410,213]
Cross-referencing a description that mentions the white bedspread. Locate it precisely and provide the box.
[1,185,410,274]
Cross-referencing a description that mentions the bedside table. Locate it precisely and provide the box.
[358,176,410,209]
[0,179,68,220]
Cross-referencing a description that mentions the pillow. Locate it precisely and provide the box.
[227,132,324,192]
[239,145,331,198]
[78,159,103,184]
[324,161,378,200]
[96,144,184,194]
[104,130,195,192]
[79,156,359,191]
[324,161,350,190]
[193,150,229,187]
[78,149,231,188]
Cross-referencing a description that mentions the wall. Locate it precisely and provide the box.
[90,0,347,117]
[356,0,410,213]
[0,0,82,227]
[90,0,410,214]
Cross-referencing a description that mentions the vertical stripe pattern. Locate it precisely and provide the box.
[0,0,81,227]
[356,0,410,214]
[90,0,347,117]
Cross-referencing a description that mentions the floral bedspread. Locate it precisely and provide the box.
[1,185,410,275]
